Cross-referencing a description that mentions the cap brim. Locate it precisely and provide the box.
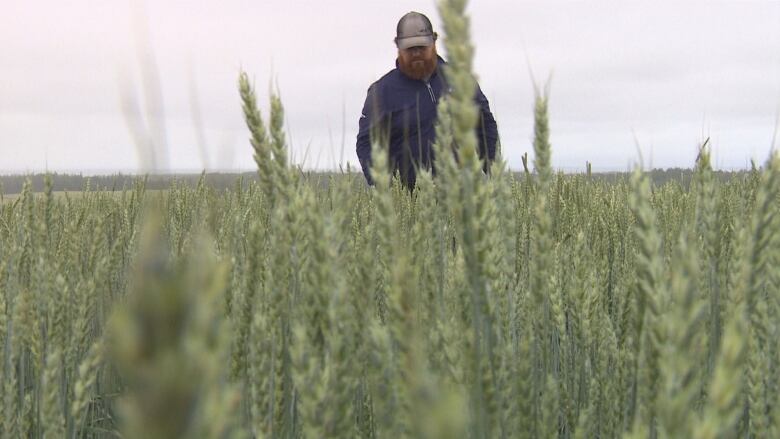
[397,35,434,50]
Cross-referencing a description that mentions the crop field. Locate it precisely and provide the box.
[2,1,779,439]
[0,190,168,205]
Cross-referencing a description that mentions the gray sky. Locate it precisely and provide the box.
[1,0,779,174]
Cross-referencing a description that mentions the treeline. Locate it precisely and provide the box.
[588,167,748,186]
[0,168,751,195]
[0,171,359,195]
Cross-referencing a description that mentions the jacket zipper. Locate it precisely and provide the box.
[425,81,437,104]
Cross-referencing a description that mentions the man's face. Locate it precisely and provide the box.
[397,43,438,81]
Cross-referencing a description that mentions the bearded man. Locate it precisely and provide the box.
[356,11,499,188]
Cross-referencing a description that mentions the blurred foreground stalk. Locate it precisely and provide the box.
[107,211,242,439]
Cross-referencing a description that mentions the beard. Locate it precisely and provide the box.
[398,51,438,81]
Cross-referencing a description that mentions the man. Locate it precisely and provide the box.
[356,11,499,189]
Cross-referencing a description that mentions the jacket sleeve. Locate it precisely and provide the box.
[474,84,499,169]
[356,83,380,186]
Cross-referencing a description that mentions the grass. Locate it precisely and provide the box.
[1,189,166,203]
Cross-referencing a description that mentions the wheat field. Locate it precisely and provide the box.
[2,0,779,438]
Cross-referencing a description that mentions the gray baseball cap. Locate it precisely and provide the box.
[395,12,437,50]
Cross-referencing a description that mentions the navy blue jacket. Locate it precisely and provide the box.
[356,56,499,188]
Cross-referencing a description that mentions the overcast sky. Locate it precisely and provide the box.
[1,0,779,174]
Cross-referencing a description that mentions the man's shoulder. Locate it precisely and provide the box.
[369,68,401,91]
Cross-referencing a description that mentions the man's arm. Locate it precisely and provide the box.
[356,84,380,185]
[474,84,499,170]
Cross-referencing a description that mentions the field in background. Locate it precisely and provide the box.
[0,168,752,196]
[1,189,167,204]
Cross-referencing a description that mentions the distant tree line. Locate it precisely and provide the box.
[0,168,752,195]
[0,171,351,195]
[0,172,258,195]
[586,167,749,187]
